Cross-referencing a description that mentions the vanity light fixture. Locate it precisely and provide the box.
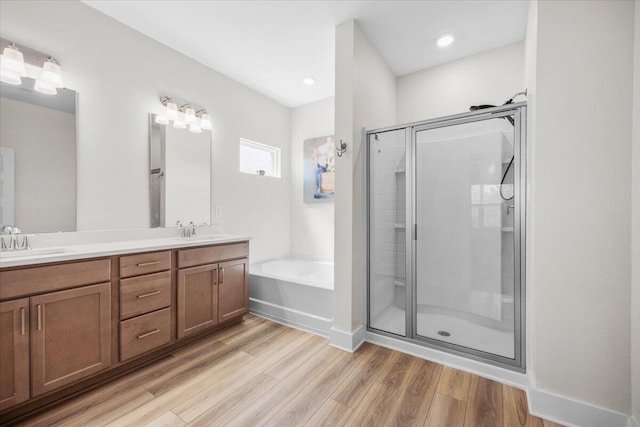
[161,97,179,120]
[156,96,211,132]
[0,43,27,85]
[34,58,64,95]
[198,110,212,130]
[38,57,64,87]
[183,105,197,125]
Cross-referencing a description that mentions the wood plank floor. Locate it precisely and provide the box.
[18,315,564,427]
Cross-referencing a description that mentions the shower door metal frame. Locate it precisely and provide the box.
[365,102,527,372]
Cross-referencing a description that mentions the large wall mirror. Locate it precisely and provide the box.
[149,114,211,228]
[0,78,77,233]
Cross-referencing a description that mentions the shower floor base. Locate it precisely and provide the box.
[371,305,514,359]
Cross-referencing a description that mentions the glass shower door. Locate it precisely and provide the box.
[367,128,407,336]
[413,113,521,360]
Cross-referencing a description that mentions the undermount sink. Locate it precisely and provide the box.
[176,234,235,242]
[0,248,71,258]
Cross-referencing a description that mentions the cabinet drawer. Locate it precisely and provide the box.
[178,242,249,268]
[120,308,171,361]
[120,251,171,278]
[0,259,111,300]
[120,271,171,320]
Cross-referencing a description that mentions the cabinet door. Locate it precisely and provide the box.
[0,298,29,411]
[31,283,111,397]
[177,264,218,339]
[218,258,249,322]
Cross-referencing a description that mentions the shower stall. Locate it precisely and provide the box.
[366,102,526,371]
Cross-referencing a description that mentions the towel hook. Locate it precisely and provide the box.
[336,139,347,157]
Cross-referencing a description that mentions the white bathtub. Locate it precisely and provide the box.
[249,258,334,336]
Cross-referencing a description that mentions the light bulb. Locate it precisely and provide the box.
[200,113,212,130]
[165,101,178,120]
[184,107,196,124]
[39,58,64,88]
[34,79,57,95]
[0,68,21,85]
[1,44,26,77]
[189,124,201,133]
[173,119,186,129]
[154,114,169,125]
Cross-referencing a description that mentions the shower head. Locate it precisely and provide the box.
[469,104,496,111]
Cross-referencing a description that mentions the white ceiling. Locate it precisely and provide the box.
[83,1,528,108]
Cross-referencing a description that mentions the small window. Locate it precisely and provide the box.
[239,138,281,178]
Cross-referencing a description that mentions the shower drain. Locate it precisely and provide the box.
[437,330,451,337]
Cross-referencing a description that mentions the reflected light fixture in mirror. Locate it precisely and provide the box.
[173,119,186,129]
[0,43,27,85]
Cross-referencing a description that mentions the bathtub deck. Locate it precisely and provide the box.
[17,315,563,427]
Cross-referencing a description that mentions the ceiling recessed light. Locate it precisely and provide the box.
[435,34,455,48]
[303,77,315,85]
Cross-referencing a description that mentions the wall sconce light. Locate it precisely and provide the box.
[0,39,66,95]
[336,139,347,157]
[156,96,212,132]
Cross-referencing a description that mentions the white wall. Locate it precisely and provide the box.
[632,0,640,422]
[333,19,396,346]
[290,97,335,259]
[0,1,291,262]
[397,42,525,124]
[0,98,76,233]
[532,0,634,414]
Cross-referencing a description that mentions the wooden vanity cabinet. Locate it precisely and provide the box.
[0,240,249,422]
[0,298,30,411]
[176,242,250,338]
[30,282,111,397]
[218,258,249,322]
[177,264,219,339]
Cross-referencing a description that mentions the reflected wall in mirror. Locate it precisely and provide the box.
[0,79,77,233]
[149,114,211,227]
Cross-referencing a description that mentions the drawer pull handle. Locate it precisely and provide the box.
[137,261,160,267]
[137,328,160,339]
[220,267,224,284]
[137,290,161,299]
[20,308,25,335]
[37,304,42,331]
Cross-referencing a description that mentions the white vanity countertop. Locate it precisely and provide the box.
[0,234,252,269]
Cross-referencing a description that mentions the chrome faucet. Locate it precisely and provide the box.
[176,220,197,238]
[0,225,31,252]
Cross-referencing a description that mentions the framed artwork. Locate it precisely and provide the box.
[303,135,335,203]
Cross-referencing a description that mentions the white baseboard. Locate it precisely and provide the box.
[527,387,630,427]
[364,331,528,388]
[329,325,366,352]
[249,298,332,338]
